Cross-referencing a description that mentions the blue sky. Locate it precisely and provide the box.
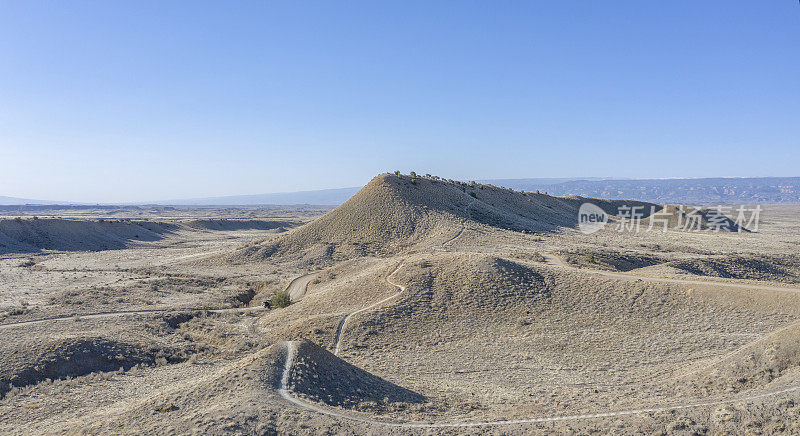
[1,1,798,203]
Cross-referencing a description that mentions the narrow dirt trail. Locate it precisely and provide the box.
[285,272,317,301]
[539,252,800,382]
[278,340,800,428]
[442,199,476,247]
[276,252,800,427]
[542,253,568,268]
[163,248,228,264]
[0,306,266,330]
[333,262,405,355]
[0,270,319,331]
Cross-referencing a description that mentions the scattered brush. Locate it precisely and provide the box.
[271,291,292,308]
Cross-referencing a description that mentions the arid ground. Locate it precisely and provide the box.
[2,174,800,435]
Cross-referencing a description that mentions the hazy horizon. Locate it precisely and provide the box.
[3,174,800,205]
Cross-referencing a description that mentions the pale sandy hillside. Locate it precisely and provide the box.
[642,204,743,232]
[0,218,175,253]
[228,173,658,263]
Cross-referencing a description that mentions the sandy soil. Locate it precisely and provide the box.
[3,175,800,435]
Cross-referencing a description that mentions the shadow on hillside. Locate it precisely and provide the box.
[184,219,301,231]
[0,219,179,254]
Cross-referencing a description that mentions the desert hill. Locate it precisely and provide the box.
[643,205,743,232]
[2,174,790,434]
[229,173,659,262]
[0,218,297,254]
[287,340,425,409]
[0,218,176,253]
[331,252,800,417]
[1,337,166,398]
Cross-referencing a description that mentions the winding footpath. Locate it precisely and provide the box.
[441,199,476,247]
[7,223,800,426]
[276,252,800,428]
[0,271,318,331]
[333,262,405,355]
[278,344,800,428]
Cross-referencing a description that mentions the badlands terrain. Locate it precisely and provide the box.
[2,173,800,434]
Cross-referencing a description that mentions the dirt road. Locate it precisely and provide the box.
[285,272,317,301]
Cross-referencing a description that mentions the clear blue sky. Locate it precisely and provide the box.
[1,1,798,203]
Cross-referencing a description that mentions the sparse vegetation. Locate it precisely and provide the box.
[18,258,36,268]
[2,174,798,435]
[509,251,546,262]
[271,290,292,308]
[156,403,179,413]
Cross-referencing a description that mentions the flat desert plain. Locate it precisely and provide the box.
[2,174,800,435]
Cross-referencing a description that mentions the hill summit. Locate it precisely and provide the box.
[229,173,657,262]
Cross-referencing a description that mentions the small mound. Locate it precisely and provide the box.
[288,340,425,409]
[558,249,667,271]
[668,255,800,284]
[643,205,744,232]
[0,337,173,397]
[395,255,549,314]
[54,342,292,435]
[682,321,800,395]
[337,254,552,351]
[0,218,175,253]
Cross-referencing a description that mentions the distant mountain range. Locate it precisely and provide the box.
[174,177,799,205]
[0,188,360,207]
[153,187,361,206]
[3,177,799,206]
[0,195,66,206]
[488,177,800,204]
